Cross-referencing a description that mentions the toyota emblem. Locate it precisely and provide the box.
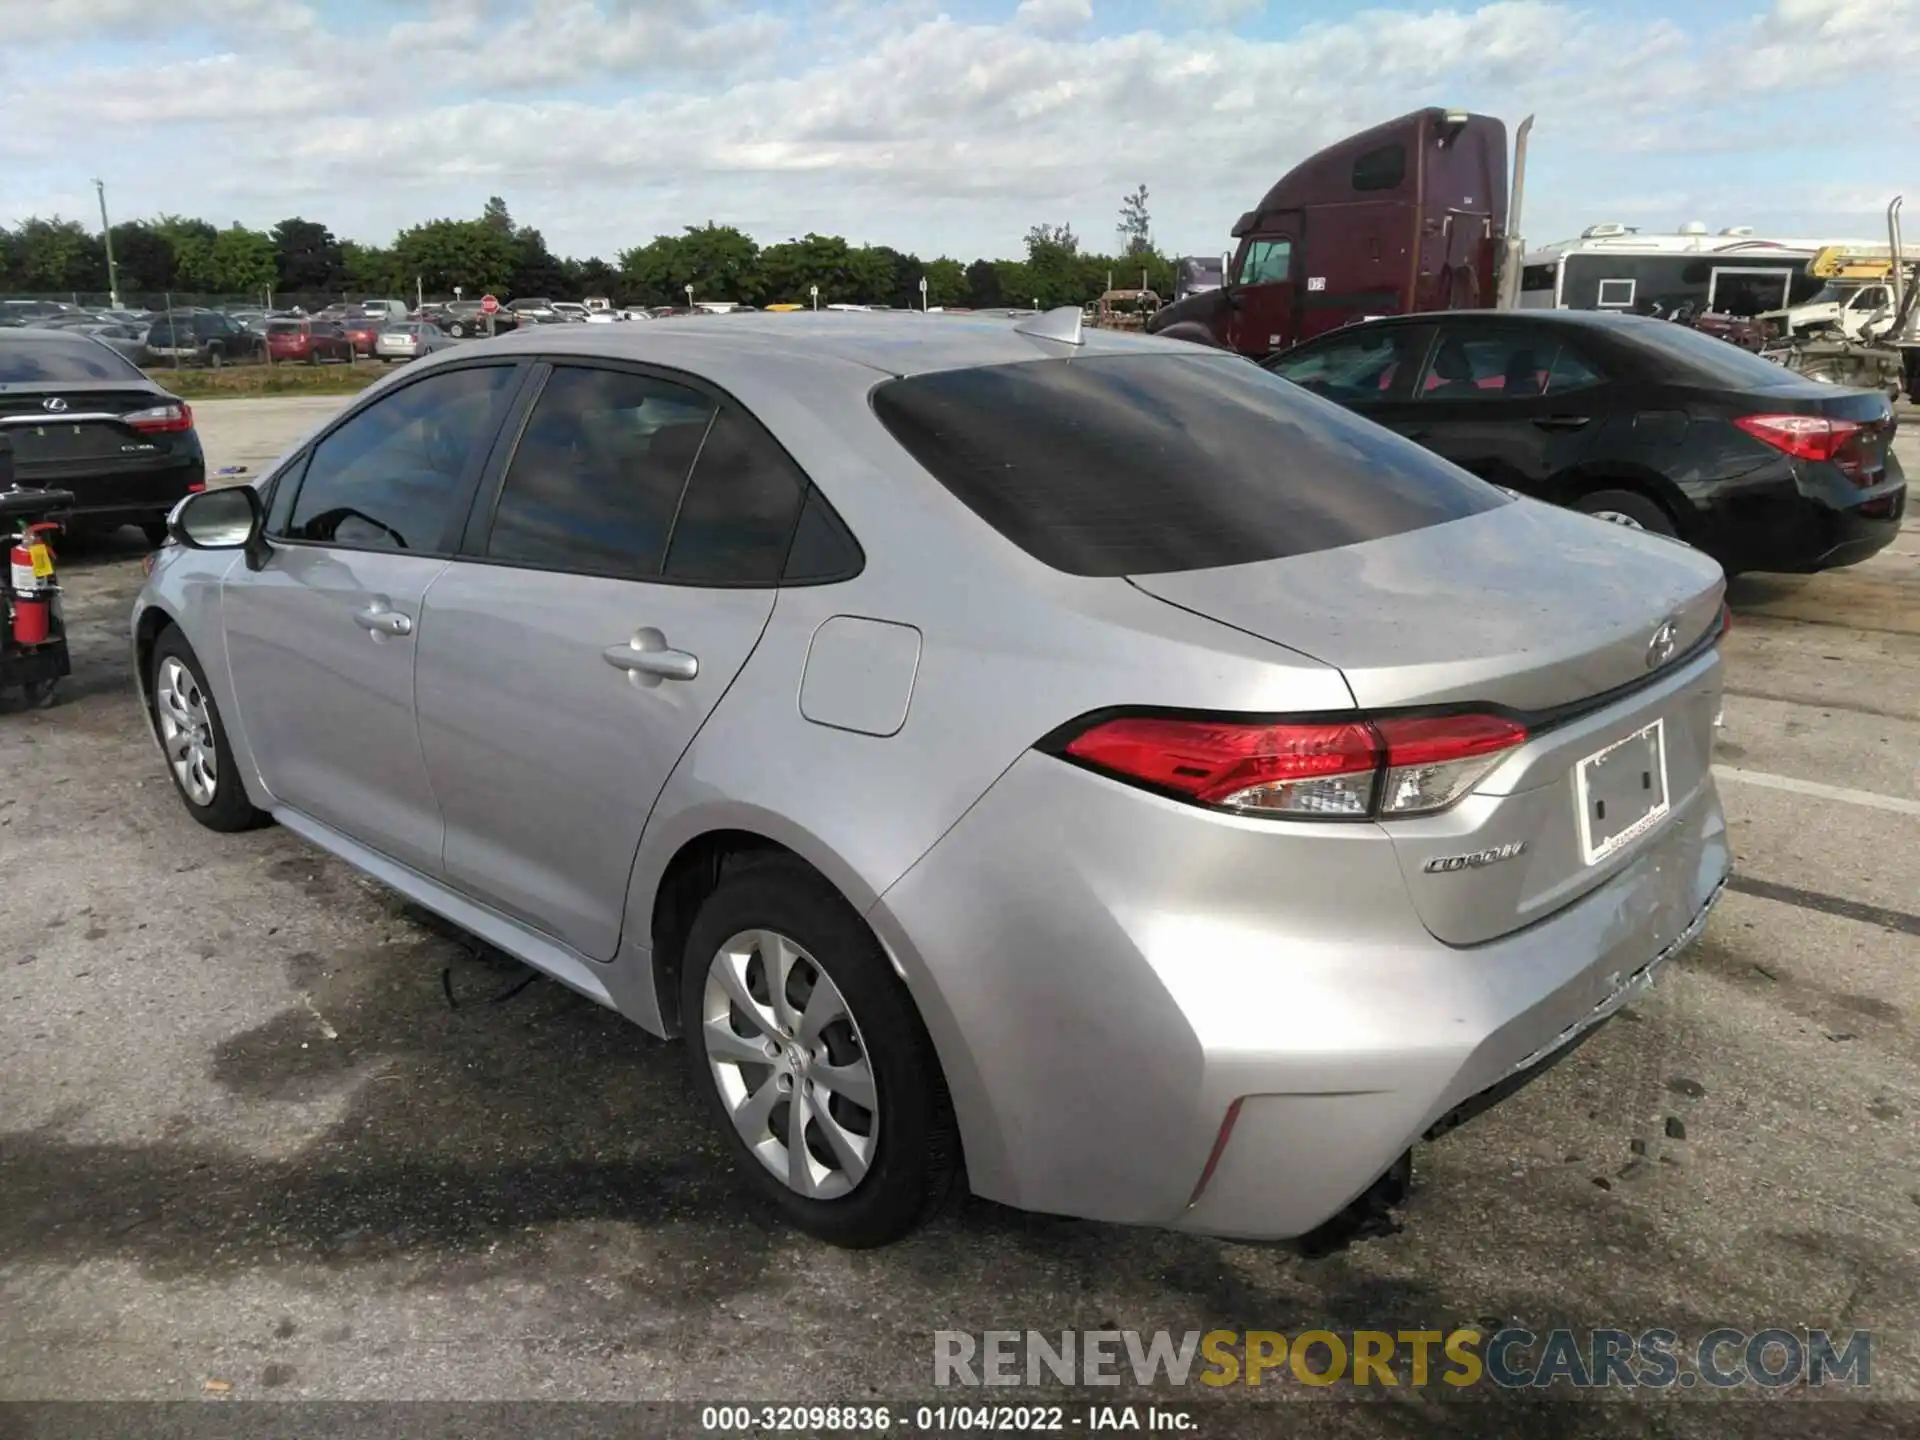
[1645,619,1679,670]
[42,397,68,413]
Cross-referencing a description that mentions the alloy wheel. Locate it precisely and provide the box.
[700,928,879,1201]
[154,656,218,805]
[1589,510,1645,530]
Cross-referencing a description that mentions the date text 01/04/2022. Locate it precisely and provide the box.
[699,1404,1200,1432]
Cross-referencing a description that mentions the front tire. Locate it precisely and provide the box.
[680,857,958,1247]
[1574,488,1678,538]
[150,628,270,833]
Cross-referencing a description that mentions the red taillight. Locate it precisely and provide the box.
[125,401,193,435]
[1718,602,1733,640]
[1056,710,1527,820]
[1734,413,1859,465]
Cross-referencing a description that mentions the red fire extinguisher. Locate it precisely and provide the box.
[9,523,58,647]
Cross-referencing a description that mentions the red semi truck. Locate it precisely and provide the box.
[1149,107,1531,358]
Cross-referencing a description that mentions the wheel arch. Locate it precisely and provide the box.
[132,603,179,737]
[1547,464,1693,536]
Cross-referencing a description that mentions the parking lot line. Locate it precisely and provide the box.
[1712,764,1920,816]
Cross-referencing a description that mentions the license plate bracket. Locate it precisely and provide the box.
[1574,719,1669,866]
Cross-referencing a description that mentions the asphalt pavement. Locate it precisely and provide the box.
[0,399,1915,1438]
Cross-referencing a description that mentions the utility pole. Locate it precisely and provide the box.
[92,179,121,309]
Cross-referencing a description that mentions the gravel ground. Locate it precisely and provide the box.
[0,399,1915,1438]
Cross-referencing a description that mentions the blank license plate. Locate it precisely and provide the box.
[1574,719,1670,865]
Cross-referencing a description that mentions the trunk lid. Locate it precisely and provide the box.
[1128,499,1725,714]
[0,383,187,473]
[1129,500,1727,945]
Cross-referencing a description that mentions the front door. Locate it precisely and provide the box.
[222,363,521,873]
[415,363,811,960]
[1227,221,1300,358]
[1364,322,1608,497]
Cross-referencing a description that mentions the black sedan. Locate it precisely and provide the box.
[0,329,205,546]
[1264,310,1905,575]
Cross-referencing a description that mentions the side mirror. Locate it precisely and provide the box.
[0,433,14,490]
[170,485,266,567]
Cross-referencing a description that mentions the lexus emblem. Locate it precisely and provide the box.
[1646,619,1680,670]
[42,397,68,413]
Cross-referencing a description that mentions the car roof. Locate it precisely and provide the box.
[461,309,1202,380]
[1337,309,1674,336]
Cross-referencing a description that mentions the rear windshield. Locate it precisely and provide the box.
[0,334,145,383]
[267,320,306,333]
[1616,320,1812,389]
[869,353,1506,576]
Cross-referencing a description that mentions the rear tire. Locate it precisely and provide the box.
[680,856,959,1247]
[206,345,225,370]
[1574,489,1677,538]
[149,628,270,833]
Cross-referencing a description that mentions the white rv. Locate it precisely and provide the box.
[1518,223,1867,319]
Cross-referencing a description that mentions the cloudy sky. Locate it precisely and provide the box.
[1,0,1914,262]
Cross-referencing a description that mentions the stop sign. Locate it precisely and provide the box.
[480,294,500,315]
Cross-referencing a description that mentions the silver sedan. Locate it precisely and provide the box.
[374,321,457,362]
[132,314,1730,1247]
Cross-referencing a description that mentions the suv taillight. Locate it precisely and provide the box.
[1053,710,1527,820]
[124,401,193,434]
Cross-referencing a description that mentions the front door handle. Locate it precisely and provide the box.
[603,642,698,682]
[1533,415,1591,431]
[353,608,412,637]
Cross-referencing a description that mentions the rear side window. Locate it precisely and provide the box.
[487,366,716,580]
[1544,347,1606,394]
[662,407,809,585]
[1417,327,1553,398]
[0,334,143,383]
[870,354,1505,577]
[1620,319,1824,388]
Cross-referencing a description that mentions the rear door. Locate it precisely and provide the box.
[222,362,523,874]
[414,361,808,959]
[1362,321,1608,496]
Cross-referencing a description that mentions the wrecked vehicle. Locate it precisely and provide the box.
[1085,289,1162,332]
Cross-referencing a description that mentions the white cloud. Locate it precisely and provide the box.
[0,0,1911,262]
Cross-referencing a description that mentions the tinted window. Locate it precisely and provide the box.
[1238,239,1292,285]
[781,487,864,583]
[285,365,514,551]
[1267,326,1430,402]
[1351,143,1406,193]
[870,354,1505,577]
[0,334,144,383]
[1521,264,1557,293]
[1417,328,1553,399]
[1616,319,1823,389]
[487,366,716,580]
[1544,346,1606,394]
[663,407,809,585]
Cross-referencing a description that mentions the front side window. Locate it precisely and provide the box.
[1417,327,1553,399]
[1267,326,1431,403]
[283,365,515,551]
[486,366,717,580]
[1238,239,1293,286]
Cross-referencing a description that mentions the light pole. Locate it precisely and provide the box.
[92,178,121,309]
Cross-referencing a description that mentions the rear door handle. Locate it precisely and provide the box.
[353,608,412,636]
[1533,415,1591,431]
[603,642,699,682]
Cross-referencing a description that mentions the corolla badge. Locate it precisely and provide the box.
[1646,618,1681,670]
[1424,841,1528,874]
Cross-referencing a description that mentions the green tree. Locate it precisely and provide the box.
[509,225,568,299]
[1117,184,1152,257]
[482,196,515,235]
[759,232,862,305]
[109,221,176,294]
[923,256,966,307]
[11,217,105,292]
[1023,224,1086,308]
[963,258,1003,309]
[339,240,401,296]
[270,217,344,292]
[391,218,518,295]
[620,223,762,305]
[205,224,277,297]
[845,245,896,305]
